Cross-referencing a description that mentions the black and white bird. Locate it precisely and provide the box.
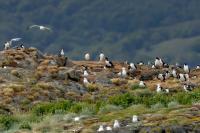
[128,63,137,71]
[154,57,163,68]
[157,73,165,82]
[85,53,90,61]
[105,57,114,68]
[179,73,187,82]
[183,84,193,92]
[165,71,170,79]
[99,53,105,61]
[132,115,139,123]
[28,25,52,32]
[139,81,146,88]
[113,120,120,128]
[183,63,190,73]
[20,44,25,49]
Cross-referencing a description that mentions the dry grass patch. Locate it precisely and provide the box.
[36,82,54,90]
[3,88,14,97]
[111,78,128,86]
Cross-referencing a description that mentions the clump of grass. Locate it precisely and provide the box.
[168,101,179,108]
[131,84,140,90]
[99,104,122,114]
[0,115,18,130]
[19,121,32,130]
[32,100,73,116]
[111,78,127,86]
[86,83,98,92]
[151,103,164,110]
[36,82,54,90]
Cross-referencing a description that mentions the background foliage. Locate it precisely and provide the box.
[1,0,200,64]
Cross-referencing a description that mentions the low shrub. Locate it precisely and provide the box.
[19,121,32,130]
[32,100,73,116]
[0,115,18,130]
[99,104,122,114]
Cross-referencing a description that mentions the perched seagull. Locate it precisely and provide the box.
[83,70,89,77]
[132,115,138,123]
[105,57,114,68]
[165,89,169,93]
[83,77,89,85]
[118,67,127,78]
[172,69,178,78]
[156,84,162,93]
[154,57,163,68]
[99,53,105,61]
[97,125,104,132]
[4,41,11,50]
[74,117,80,122]
[106,126,112,131]
[138,61,144,66]
[113,120,120,128]
[196,65,200,69]
[85,53,90,61]
[28,25,52,32]
[183,64,190,73]
[60,49,65,56]
[139,81,146,88]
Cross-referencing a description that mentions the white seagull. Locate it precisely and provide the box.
[99,53,105,61]
[106,126,112,131]
[113,120,120,128]
[183,64,190,73]
[28,25,52,32]
[97,125,104,132]
[139,81,146,88]
[156,84,162,93]
[85,53,90,61]
[132,115,138,123]
[83,77,89,85]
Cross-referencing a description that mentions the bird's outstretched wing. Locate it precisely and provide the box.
[10,38,21,42]
[28,25,40,29]
[43,27,52,32]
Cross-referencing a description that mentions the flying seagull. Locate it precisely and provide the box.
[28,25,52,32]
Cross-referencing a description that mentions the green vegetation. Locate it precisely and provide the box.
[0,88,200,132]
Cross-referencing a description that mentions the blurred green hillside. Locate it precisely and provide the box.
[1,0,200,64]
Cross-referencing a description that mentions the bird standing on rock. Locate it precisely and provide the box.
[156,84,163,92]
[113,120,120,128]
[132,115,138,123]
[139,81,146,88]
[154,57,163,68]
[85,53,90,61]
[99,53,105,61]
[60,49,65,56]
[105,57,114,68]
[183,63,190,73]
[97,125,104,132]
